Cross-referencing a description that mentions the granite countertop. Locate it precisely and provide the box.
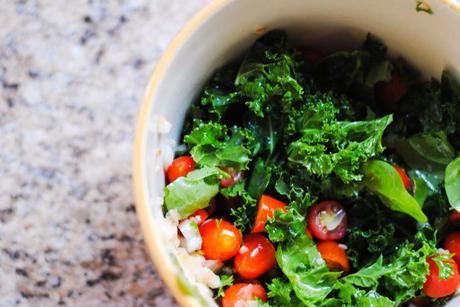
[0,0,211,305]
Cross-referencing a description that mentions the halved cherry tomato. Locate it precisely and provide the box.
[307,201,347,240]
[444,232,460,264]
[305,228,313,239]
[234,234,276,279]
[189,209,209,225]
[220,167,242,188]
[423,256,460,298]
[166,156,195,182]
[392,165,411,190]
[449,211,460,227]
[316,240,350,274]
[253,195,287,233]
[300,47,323,65]
[199,219,242,261]
[375,70,407,107]
[222,283,267,307]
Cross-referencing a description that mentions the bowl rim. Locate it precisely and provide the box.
[133,0,234,305]
[133,0,460,306]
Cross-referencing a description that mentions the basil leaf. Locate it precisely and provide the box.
[164,167,222,218]
[395,131,455,171]
[363,160,428,223]
[445,156,460,211]
[276,235,341,305]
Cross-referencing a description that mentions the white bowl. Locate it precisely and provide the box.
[133,0,460,306]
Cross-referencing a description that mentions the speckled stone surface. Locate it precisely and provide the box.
[0,0,211,305]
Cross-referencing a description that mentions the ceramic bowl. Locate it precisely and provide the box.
[133,0,460,305]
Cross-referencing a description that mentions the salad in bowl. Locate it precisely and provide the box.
[160,30,460,306]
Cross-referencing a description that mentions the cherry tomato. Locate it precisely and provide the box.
[305,228,313,239]
[444,232,460,264]
[300,47,323,65]
[449,211,460,227]
[375,70,407,107]
[166,156,195,182]
[199,219,242,261]
[406,297,431,307]
[234,234,276,279]
[307,201,347,240]
[220,167,242,188]
[252,195,287,232]
[253,195,287,233]
[189,209,209,225]
[392,165,411,190]
[222,283,267,307]
[423,256,460,298]
[316,240,350,274]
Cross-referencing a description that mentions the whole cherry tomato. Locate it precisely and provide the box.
[423,256,460,298]
[189,209,209,225]
[300,47,323,65]
[220,167,242,188]
[199,219,242,261]
[253,195,287,233]
[222,283,267,307]
[392,165,411,190]
[234,234,276,279]
[307,201,347,240]
[449,211,460,227]
[444,232,460,264]
[166,156,195,182]
[316,240,350,274]
[375,70,407,107]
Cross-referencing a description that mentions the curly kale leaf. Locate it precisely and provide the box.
[287,97,393,183]
[235,31,304,117]
[184,122,254,171]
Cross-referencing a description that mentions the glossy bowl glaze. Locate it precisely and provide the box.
[133,0,460,305]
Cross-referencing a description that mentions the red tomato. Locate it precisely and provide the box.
[220,167,242,188]
[253,195,287,233]
[423,256,460,298]
[189,209,209,225]
[222,283,267,307]
[300,47,323,65]
[449,211,460,227]
[305,228,313,239]
[307,201,347,240]
[234,234,276,279]
[375,70,407,107]
[392,165,411,190]
[444,232,460,264]
[199,219,242,261]
[166,156,195,182]
[316,240,350,274]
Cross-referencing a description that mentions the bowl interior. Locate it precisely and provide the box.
[134,0,460,305]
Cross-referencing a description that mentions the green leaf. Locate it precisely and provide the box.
[431,253,455,280]
[363,160,428,223]
[288,112,393,183]
[164,167,221,218]
[216,274,234,298]
[395,131,455,172]
[235,31,304,117]
[265,207,306,243]
[276,235,341,305]
[247,158,272,199]
[221,181,257,233]
[364,60,393,87]
[445,156,460,211]
[185,122,253,171]
[355,291,395,307]
[409,169,443,207]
